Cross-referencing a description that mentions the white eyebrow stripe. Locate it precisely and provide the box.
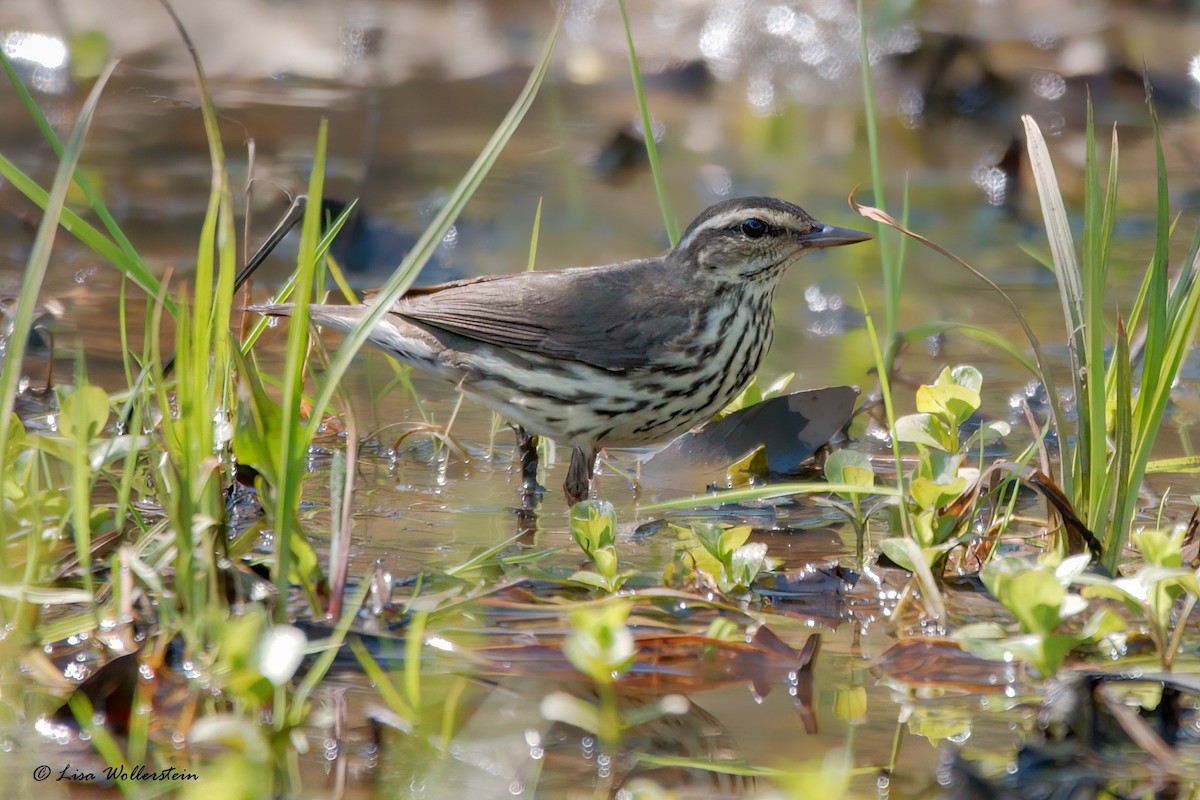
[677,207,809,250]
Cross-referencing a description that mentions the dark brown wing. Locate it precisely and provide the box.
[390,259,696,370]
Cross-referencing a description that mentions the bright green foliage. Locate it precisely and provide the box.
[1074,527,1200,668]
[768,750,852,800]
[884,366,1008,578]
[568,500,633,592]
[563,600,637,685]
[823,449,875,499]
[673,523,773,594]
[1024,105,1200,572]
[958,555,1124,677]
[821,449,881,566]
[543,601,689,749]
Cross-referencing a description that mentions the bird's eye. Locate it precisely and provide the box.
[739,218,768,238]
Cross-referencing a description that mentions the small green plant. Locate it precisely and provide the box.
[1074,526,1200,669]
[568,500,634,592]
[881,366,1008,579]
[820,449,880,564]
[957,554,1124,677]
[671,523,775,595]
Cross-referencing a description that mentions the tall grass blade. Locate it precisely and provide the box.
[273,121,329,621]
[857,0,899,346]
[1022,114,1084,500]
[616,0,677,245]
[0,62,117,526]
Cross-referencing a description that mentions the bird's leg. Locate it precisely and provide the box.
[515,426,544,505]
[564,447,596,506]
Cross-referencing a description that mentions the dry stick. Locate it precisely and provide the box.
[159,195,307,379]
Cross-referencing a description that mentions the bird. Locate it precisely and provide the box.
[255,196,870,505]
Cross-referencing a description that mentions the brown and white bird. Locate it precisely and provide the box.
[257,196,870,503]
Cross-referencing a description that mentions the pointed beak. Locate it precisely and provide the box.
[801,223,873,249]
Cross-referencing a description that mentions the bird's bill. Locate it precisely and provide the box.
[801,223,873,248]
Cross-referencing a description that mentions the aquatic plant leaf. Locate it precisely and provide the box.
[717,525,753,561]
[947,364,983,395]
[823,449,874,498]
[986,564,1066,635]
[917,370,980,430]
[540,691,602,734]
[58,384,110,444]
[1133,527,1186,568]
[564,601,636,684]
[909,475,968,511]
[569,499,617,559]
[729,542,768,589]
[769,750,851,800]
[894,412,950,451]
[833,685,867,724]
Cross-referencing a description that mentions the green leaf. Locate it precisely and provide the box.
[717,525,753,561]
[880,536,917,571]
[59,384,111,444]
[1133,527,1185,569]
[569,499,617,559]
[895,412,951,451]
[946,364,983,395]
[569,570,616,591]
[728,542,768,590]
[916,370,980,429]
[824,449,874,496]
[1005,570,1067,635]
[909,475,967,511]
[540,691,602,736]
[563,601,636,684]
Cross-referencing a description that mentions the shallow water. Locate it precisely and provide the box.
[4,0,1200,797]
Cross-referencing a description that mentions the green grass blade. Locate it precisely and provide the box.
[1022,114,1084,500]
[1133,91,1171,459]
[1080,100,1116,526]
[1104,318,1133,572]
[526,197,543,271]
[858,0,899,345]
[0,62,117,518]
[616,0,677,245]
[273,120,329,620]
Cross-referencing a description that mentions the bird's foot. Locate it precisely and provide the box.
[564,447,596,506]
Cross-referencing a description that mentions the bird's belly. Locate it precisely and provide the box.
[458,315,770,450]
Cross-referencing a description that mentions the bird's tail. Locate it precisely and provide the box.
[252,303,444,372]
[250,303,369,334]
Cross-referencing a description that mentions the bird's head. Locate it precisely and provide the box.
[669,196,871,285]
